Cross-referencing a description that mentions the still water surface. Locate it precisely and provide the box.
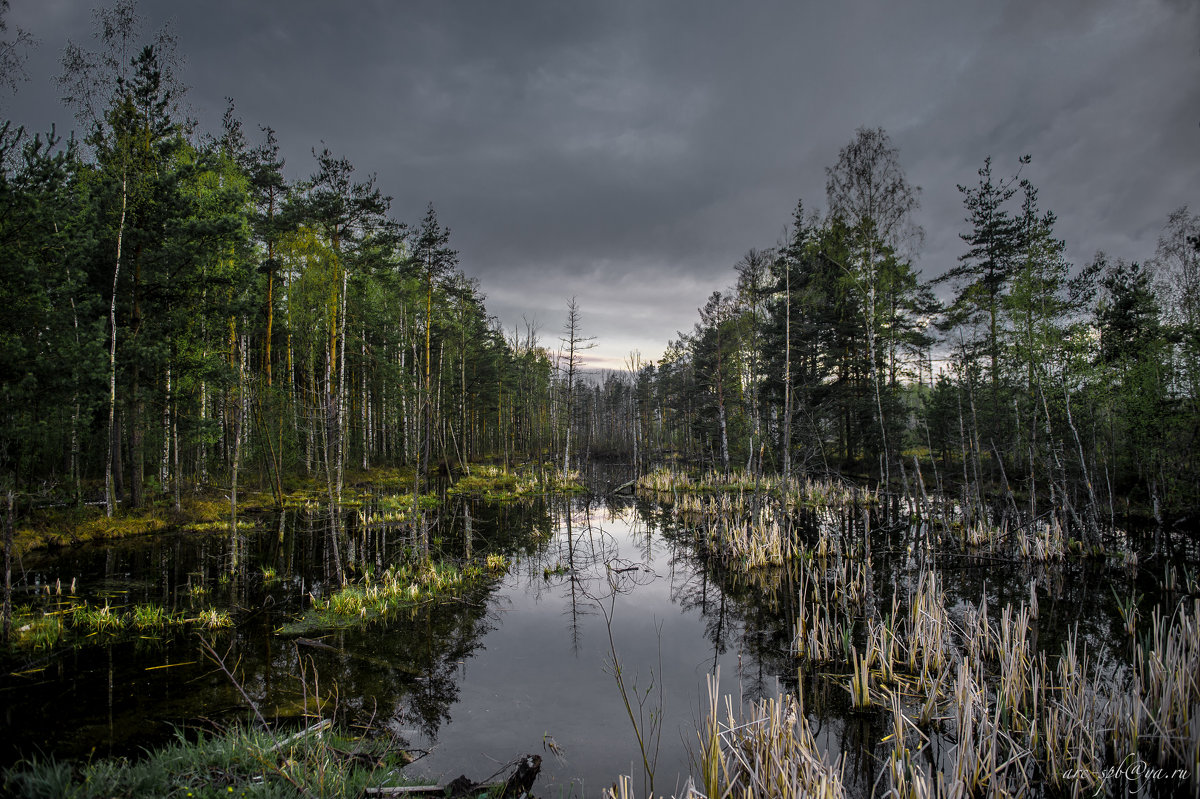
[1,488,1160,796]
[2,495,761,795]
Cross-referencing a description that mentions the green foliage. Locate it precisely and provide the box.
[278,559,489,635]
[601,137,1199,523]
[1,9,556,537]
[1,723,423,798]
[6,598,231,653]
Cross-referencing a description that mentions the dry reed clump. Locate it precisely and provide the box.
[604,671,849,799]
[642,468,1143,568]
[872,592,1200,798]
[789,539,875,668]
[1128,598,1200,772]
[780,542,1199,798]
[664,491,801,569]
[601,514,1196,797]
[637,468,694,494]
[1014,517,1067,562]
[698,671,846,799]
[792,564,846,665]
[635,468,862,514]
[658,486,863,572]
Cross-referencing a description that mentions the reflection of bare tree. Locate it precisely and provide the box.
[569,502,664,798]
[565,503,584,653]
[521,497,624,652]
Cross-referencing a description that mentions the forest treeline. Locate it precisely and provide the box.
[578,130,1200,526]
[2,3,1198,531]
[0,5,567,516]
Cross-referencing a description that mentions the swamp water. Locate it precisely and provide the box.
[1,487,1191,797]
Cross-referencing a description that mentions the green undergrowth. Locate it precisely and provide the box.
[277,559,497,636]
[10,494,256,557]
[9,462,584,557]
[357,492,440,526]
[448,464,585,500]
[6,599,232,652]
[1,722,425,799]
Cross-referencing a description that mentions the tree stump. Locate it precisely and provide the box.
[500,754,542,798]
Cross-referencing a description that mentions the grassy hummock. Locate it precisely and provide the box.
[6,598,233,652]
[448,464,585,501]
[1,721,425,799]
[10,495,255,557]
[277,559,496,636]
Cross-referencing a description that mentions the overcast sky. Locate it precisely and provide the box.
[4,0,1199,369]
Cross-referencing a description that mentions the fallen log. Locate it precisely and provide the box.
[364,786,444,797]
[267,718,332,752]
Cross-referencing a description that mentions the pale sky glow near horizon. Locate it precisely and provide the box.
[4,0,1198,374]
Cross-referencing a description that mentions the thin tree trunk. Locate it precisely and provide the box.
[113,410,124,503]
[715,318,729,476]
[336,264,348,501]
[3,490,12,646]
[161,365,171,492]
[66,263,82,503]
[1063,377,1099,540]
[423,276,433,487]
[172,391,181,514]
[782,264,793,480]
[362,326,369,471]
[230,331,245,572]
[199,376,208,485]
[865,242,890,488]
[130,250,144,510]
[131,378,143,508]
[265,237,275,387]
[461,304,468,473]
[437,341,445,465]
[104,173,128,517]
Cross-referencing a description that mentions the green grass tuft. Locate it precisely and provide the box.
[2,722,427,798]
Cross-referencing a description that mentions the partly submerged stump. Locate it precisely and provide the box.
[500,754,542,798]
[389,754,542,799]
[444,775,479,797]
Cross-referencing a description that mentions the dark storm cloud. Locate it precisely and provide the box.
[5,0,1198,366]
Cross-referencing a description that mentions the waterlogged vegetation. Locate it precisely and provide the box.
[448,465,586,501]
[279,561,487,635]
[8,598,231,652]
[4,718,426,799]
[608,468,1199,798]
[638,466,1145,568]
[1,475,1198,798]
